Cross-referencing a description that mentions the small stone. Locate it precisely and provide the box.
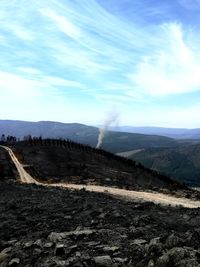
[34,239,42,247]
[48,232,64,243]
[71,229,96,239]
[98,213,106,219]
[8,258,20,266]
[132,239,147,245]
[183,214,190,221]
[1,247,12,254]
[94,255,112,266]
[14,242,21,247]
[167,247,186,264]
[165,234,181,248]
[44,242,53,248]
[86,241,100,247]
[148,237,163,255]
[75,252,81,257]
[113,211,122,218]
[34,248,42,255]
[64,215,72,220]
[113,258,128,264]
[156,253,170,267]
[103,246,120,253]
[147,259,155,267]
[53,259,68,266]
[149,237,161,246]
[24,241,33,248]
[48,230,96,243]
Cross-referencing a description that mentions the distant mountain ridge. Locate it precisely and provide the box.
[0,120,94,138]
[110,126,200,139]
[0,120,178,153]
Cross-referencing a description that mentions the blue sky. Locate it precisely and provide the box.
[1,0,200,127]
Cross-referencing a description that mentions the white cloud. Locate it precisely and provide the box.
[0,34,5,43]
[52,42,115,75]
[0,71,42,97]
[7,24,35,41]
[17,67,42,75]
[105,83,133,91]
[40,8,81,40]
[0,71,83,99]
[129,23,200,96]
[96,93,133,104]
[41,76,83,88]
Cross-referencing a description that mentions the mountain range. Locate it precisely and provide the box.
[1,120,200,186]
[0,120,178,153]
[110,126,200,139]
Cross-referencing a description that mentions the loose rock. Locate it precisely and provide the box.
[94,255,112,266]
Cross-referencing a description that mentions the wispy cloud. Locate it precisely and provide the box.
[1,0,200,126]
[40,8,81,40]
[7,24,35,41]
[129,23,200,96]
[0,71,83,98]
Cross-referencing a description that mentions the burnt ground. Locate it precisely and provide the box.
[0,150,200,267]
[12,141,185,191]
[10,141,200,200]
[1,144,200,266]
[1,181,200,267]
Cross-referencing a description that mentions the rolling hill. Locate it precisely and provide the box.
[0,120,178,153]
[3,139,187,193]
[129,144,200,186]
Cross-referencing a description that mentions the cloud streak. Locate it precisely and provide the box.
[129,23,200,96]
[1,0,200,126]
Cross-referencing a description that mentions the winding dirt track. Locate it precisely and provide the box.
[2,145,200,209]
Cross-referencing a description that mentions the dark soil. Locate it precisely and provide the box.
[1,144,200,266]
[11,141,200,200]
[0,181,200,267]
[12,141,189,192]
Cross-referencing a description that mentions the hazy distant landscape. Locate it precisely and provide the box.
[110,126,200,139]
[0,120,179,152]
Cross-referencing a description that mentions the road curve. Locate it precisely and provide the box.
[1,145,39,184]
[1,145,200,208]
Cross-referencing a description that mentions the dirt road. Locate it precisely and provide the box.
[1,145,39,184]
[2,145,200,208]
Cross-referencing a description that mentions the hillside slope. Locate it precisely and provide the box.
[130,144,200,186]
[9,139,188,194]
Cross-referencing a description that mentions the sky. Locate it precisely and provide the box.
[1,0,200,128]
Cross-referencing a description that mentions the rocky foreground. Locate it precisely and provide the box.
[0,181,200,267]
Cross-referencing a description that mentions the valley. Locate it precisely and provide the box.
[129,144,200,186]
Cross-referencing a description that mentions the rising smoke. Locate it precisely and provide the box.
[96,112,119,148]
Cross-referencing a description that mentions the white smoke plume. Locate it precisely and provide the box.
[96,112,119,148]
